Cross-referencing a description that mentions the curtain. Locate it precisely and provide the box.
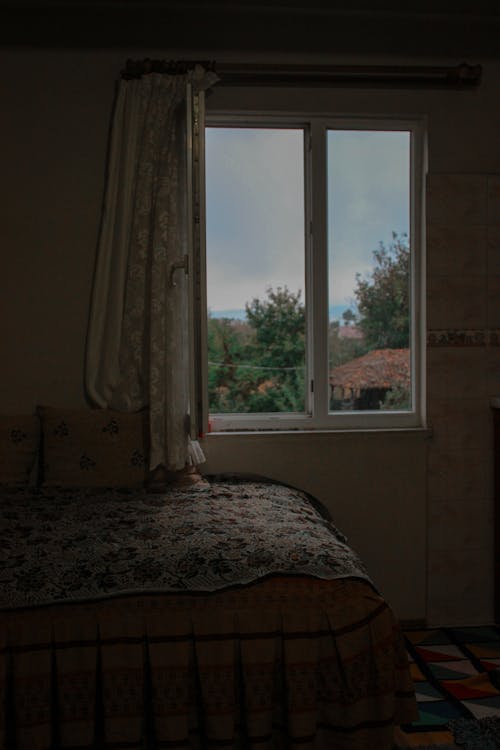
[86,66,216,471]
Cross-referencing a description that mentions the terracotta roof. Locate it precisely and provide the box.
[330,348,410,391]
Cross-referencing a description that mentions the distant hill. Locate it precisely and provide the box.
[209,303,351,322]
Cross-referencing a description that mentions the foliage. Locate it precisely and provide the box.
[208,233,411,414]
[380,384,411,411]
[328,319,368,370]
[207,316,255,412]
[341,308,356,326]
[354,232,410,349]
[208,286,305,413]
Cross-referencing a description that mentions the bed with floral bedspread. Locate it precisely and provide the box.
[0,476,417,749]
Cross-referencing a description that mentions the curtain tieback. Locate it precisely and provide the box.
[169,255,189,287]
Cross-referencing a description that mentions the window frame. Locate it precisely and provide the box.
[201,112,426,433]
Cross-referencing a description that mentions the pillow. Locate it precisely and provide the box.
[38,406,148,487]
[0,414,40,485]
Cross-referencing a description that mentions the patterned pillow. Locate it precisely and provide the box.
[0,414,40,485]
[38,406,148,487]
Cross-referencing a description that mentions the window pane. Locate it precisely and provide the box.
[327,130,411,412]
[206,127,306,414]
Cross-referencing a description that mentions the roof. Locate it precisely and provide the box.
[330,348,410,391]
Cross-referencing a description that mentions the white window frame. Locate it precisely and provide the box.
[201,113,426,433]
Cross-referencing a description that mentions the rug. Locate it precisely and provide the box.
[395,625,500,749]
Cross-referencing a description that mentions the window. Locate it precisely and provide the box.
[202,116,424,431]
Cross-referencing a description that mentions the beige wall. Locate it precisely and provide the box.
[1,49,499,624]
[426,174,500,624]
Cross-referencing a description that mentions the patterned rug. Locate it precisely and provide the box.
[395,625,500,749]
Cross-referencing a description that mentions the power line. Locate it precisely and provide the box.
[207,360,305,372]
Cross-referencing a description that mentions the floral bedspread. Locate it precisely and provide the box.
[0,477,372,609]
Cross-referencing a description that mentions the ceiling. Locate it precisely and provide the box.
[1,0,499,57]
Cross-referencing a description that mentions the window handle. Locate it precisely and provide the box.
[169,254,189,287]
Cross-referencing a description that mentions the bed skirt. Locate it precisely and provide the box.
[1,576,417,749]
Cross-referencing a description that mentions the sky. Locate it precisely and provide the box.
[205,126,409,319]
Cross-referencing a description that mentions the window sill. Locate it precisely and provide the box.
[203,426,433,439]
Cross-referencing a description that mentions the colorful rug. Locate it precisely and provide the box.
[395,625,500,749]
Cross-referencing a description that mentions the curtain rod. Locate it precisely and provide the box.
[216,62,482,88]
[122,59,482,89]
[121,59,217,79]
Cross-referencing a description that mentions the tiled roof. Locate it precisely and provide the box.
[330,348,410,391]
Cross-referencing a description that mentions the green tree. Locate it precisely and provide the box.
[207,315,256,413]
[208,233,411,415]
[381,383,411,410]
[244,286,306,412]
[207,287,306,414]
[328,319,367,370]
[354,232,410,349]
[342,308,356,326]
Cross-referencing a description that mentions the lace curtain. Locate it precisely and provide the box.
[86,67,215,471]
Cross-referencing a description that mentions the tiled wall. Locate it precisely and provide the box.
[426,174,500,625]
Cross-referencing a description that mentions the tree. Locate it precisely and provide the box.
[381,384,411,411]
[207,316,256,412]
[208,233,411,415]
[328,319,367,370]
[207,287,306,413]
[342,308,356,327]
[354,232,410,349]
[245,286,305,369]
[244,286,306,412]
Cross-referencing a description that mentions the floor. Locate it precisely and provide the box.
[397,624,500,748]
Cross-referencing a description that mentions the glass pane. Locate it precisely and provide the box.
[327,130,411,412]
[206,127,306,414]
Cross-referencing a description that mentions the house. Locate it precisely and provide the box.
[1,0,499,627]
[330,348,410,409]
[337,325,364,340]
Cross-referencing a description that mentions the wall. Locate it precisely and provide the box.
[1,48,499,624]
[426,174,500,624]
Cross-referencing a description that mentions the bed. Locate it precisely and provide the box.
[0,411,417,749]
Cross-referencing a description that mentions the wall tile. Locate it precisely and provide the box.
[488,175,500,226]
[427,330,486,347]
[487,274,500,328]
[427,174,487,227]
[487,346,500,396]
[488,226,500,274]
[427,275,487,329]
[427,446,490,501]
[427,348,487,400]
[430,545,493,587]
[426,396,448,425]
[428,498,493,552]
[427,545,493,625]
[428,398,490,458]
[427,349,452,401]
[425,171,498,626]
[427,595,493,627]
[427,224,487,278]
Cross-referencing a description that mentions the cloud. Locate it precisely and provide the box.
[206,126,409,313]
[328,130,410,306]
[206,127,305,310]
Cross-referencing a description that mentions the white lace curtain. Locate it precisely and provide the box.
[86,67,215,471]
